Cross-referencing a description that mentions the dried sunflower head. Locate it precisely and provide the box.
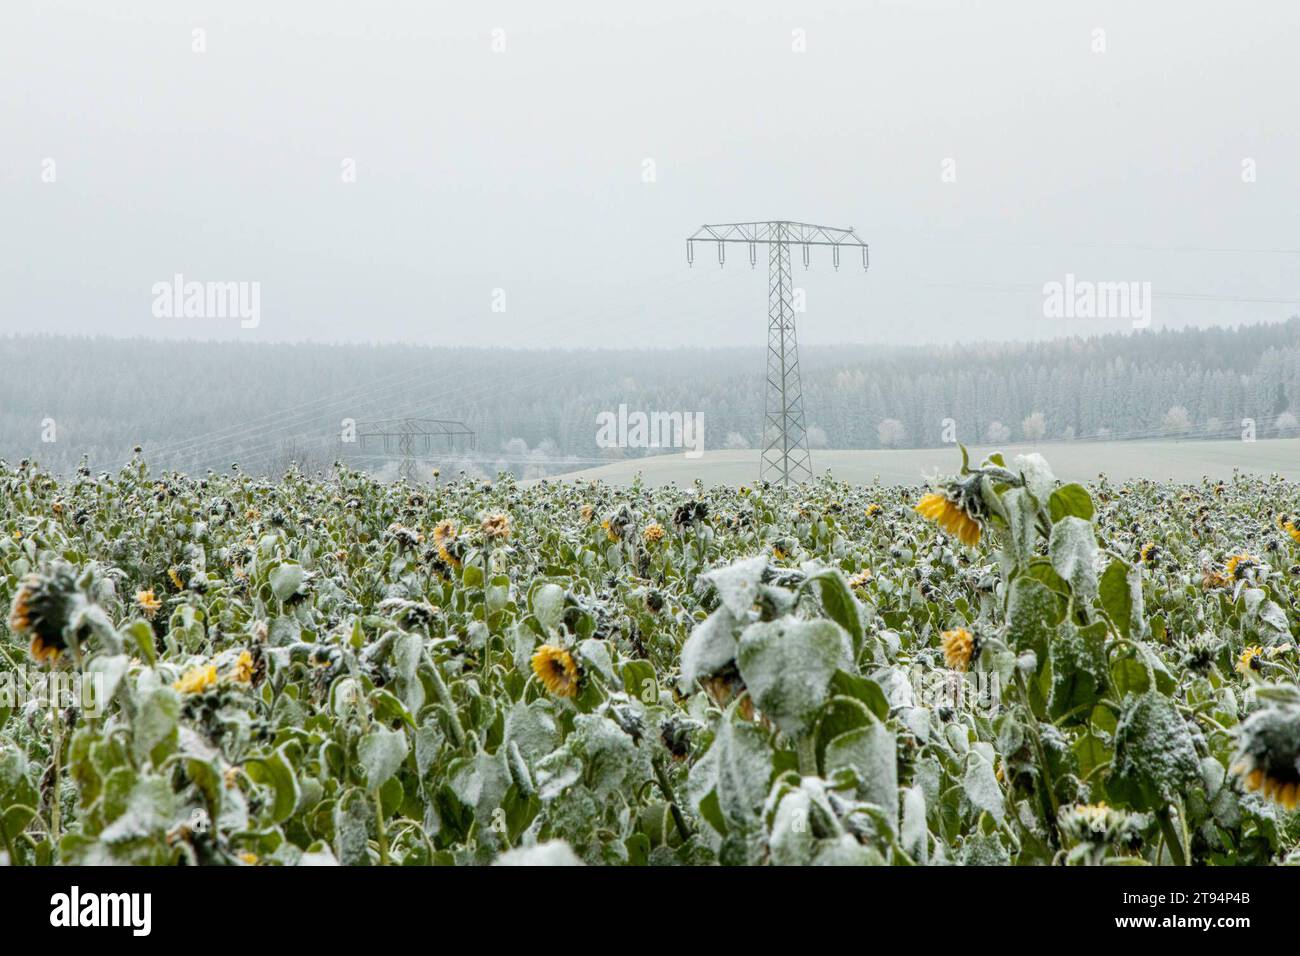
[481,513,511,539]
[8,564,85,664]
[1233,703,1300,811]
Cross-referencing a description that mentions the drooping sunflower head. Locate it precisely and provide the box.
[1225,552,1260,582]
[8,564,84,664]
[1201,566,1230,590]
[915,475,985,548]
[386,522,423,550]
[1236,645,1265,676]
[643,523,665,544]
[865,503,883,518]
[432,519,456,544]
[1285,520,1300,544]
[580,504,595,522]
[1139,542,1160,564]
[531,644,581,698]
[940,627,979,672]
[481,513,511,540]
[167,565,186,592]
[1232,704,1300,811]
[135,588,162,619]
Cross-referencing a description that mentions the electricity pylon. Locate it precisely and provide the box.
[347,418,476,483]
[686,221,868,486]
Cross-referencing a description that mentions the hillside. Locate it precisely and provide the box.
[551,438,1300,487]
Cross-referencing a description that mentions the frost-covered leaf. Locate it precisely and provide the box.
[703,556,768,617]
[1049,516,1099,602]
[1109,691,1200,812]
[494,840,584,866]
[736,618,854,737]
[358,725,409,790]
[679,605,739,690]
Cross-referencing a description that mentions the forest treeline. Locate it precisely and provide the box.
[2,318,1299,478]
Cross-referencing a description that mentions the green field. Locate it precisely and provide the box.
[555,438,1300,487]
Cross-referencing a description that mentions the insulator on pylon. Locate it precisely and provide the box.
[749,242,757,268]
[862,246,869,271]
[833,246,840,270]
[717,241,725,267]
[686,240,694,266]
[802,244,810,269]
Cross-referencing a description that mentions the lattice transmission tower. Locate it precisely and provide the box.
[686,221,868,486]
[345,418,476,483]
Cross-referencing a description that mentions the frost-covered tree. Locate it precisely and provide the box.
[1021,411,1046,441]
[877,418,908,448]
[985,421,1011,443]
[1161,405,1191,434]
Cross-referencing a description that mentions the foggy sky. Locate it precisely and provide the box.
[3,0,1298,349]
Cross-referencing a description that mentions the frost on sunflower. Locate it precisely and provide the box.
[2,448,1299,867]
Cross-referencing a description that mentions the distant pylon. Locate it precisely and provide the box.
[686,221,868,486]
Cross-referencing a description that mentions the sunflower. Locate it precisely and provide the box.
[1201,567,1230,590]
[643,523,665,544]
[1236,645,1265,675]
[174,663,218,694]
[848,569,873,589]
[432,520,462,568]
[1284,520,1300,544]
[238,852,259,865]
[915,476,985,548]
[8,565,82,664]
[136,588,163,618]
[1232,704,1300,811]
[1058,802,1146,846]
[481,513,511,539]
[580,504,595,522]
[865,503,883,517]
[386,523,423,549]
[941,627,978,671]
[1224,552,1260,582]
[1139,542,1160,564]
[231,649,255,684]
[167,565,186,591]
[600,520,620,543]
[531,644,580,698]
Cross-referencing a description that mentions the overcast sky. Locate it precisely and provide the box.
[3,0,1298,349]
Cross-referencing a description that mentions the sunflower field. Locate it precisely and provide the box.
[1,449,1299,867]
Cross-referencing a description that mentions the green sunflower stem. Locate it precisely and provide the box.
[425,652,466,750]
[49,703,63,851]
[1157,807,1187,866]
[653,756,693,843]
[796,734,819,777]
[375,791,390,866]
